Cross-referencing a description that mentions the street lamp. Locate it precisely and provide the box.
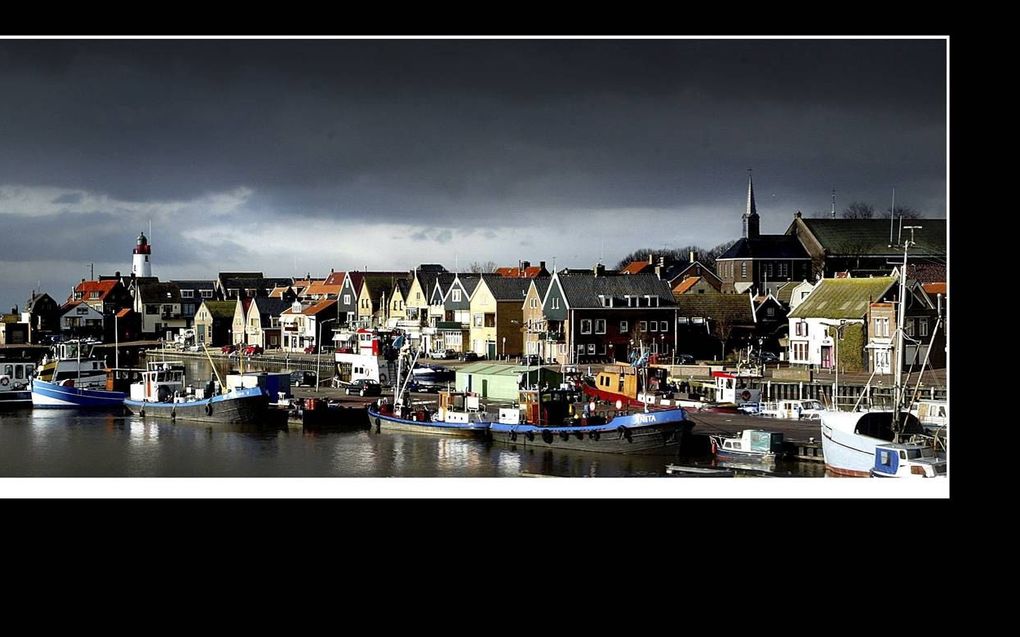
[315,317,337,393]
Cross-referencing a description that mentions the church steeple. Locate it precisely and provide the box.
[742,169,760,239]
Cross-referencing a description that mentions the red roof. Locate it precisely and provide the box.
[304,281,342,297]
[304,299,337,316]
[115,308,133,318]
[922,282,946,296]
[324,271,346,286]
[672,276,701,295]
[494,266,545,278]
[71,279,118,301]
[621,261,652,275]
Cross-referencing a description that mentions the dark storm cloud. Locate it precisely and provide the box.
[0,38,946,308]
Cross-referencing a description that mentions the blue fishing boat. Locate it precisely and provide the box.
[30,377,127,409]
[488,388,692,454]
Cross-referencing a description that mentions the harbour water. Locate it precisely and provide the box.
[1,355,825,478]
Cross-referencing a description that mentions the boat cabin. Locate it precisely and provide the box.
[871,442,946,478]
[592,365,667,400]
[514,387,588,426]
[129,361,188,402]
[1,360,36,391]
[712,371,761,405]
[913,400,947,428]
[761,399,825,420]
[716,429,784,456]
[436,390,483,423]
[105,368,145,393]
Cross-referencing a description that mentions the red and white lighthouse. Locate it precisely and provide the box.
[132,231,152,277]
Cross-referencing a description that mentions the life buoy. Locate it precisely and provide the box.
[590,430,600,441]
[0,377,9,387]
[741,390,751,401]
[205,403,213,416]
[525,430,535,442]
[379,374,387,384]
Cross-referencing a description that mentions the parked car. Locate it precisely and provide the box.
[460,352,484,362]
[434,349,458,360]
[243,345,263,356]
[676,354,695,365]
[345,378,382,397]
[221,344,237,354]
[289,370,318,387]
[521,354,544,366]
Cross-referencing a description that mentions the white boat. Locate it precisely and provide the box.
[820,409,926,477]
[333,328,400,387]
[0,359,37,408]
[34,339,108,388]
[711,429,785,466]
[870,442,946,478]
[759,399,825,420]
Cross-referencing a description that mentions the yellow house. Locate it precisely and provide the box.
[468,275,532,359]
[356,272,408,327]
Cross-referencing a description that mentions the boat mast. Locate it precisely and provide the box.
[893,225,920,440]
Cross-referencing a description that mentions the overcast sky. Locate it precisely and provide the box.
[0,38,946,311]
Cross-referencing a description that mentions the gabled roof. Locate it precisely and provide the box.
[717,236,811,260]
[675,292,755,326]
[478,275,535,301]
[218,271,264,280]
[922,282,946,296]
[268,286,293,298]
[60,300,104,317]
[526,278,551,300]
[72,279,120,301]
[793,218,946,256]
[672,277,702,295]
[136,282,181,303]
[303,280,341,297]
[302,299,337,316]
[250,297,291,322]
[200,301,237,319]
[391,279,411,300]
[453,274,482,296]
[358,273,409,297]
[788,276,897,320]
[324,271,346,287]
[115,308,134,318]
[620,261,653,275]
[670,261,722,287]
[171,279,216,291]
[25,292,57,311]
[555,272,676,309]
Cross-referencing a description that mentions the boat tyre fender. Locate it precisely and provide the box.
[509,430,517,442]
[525,430,535,442]
[541,429,554,444]
[617,425,627,440]
[170,407,176,422]
[139,407,145,418]
[559,431,571,441]
[205,402,213,416]
[590,430,600,441]
[374,417,381,431]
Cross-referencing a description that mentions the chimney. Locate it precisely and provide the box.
[795,210,802,218]
[115,271,120,278]
[655,264,663,280]
[689,251,695,264]
[658,256,665,267]
[539,261,546,272]
[593,263,605,277]
[648,253,654,265]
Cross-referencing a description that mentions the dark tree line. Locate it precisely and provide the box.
[615,240,736,272]
[811,200,924,219]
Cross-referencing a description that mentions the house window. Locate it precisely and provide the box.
[181,290,194,298]
[580,319,592,334]
[530,298,538,309]
[678,317,688,325]
[650,321,657,332]
[905,320,914,337]
[741,262,747,279]
[201,290,213,298]
[620,320,628,333]
[660,321,668,332]
[474,314,483,327]
[919,318,929,337]
[146,304,158,315]
[766,307,775,317]
[552,298,560,310]
[587,343,596,355]
[594,319,606,334]
[766,263,773,277]
[343,294,351,305]
[452,289,462,303]
[640,321,648,332]
[577,344,585,357]
[90,291,101,299]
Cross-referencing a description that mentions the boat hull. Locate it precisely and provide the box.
[820,411,888,477]
[367,406,490,437]
[0,390,32,408]
[489,408,692,455]
[31,379,126,409]
[124,387,269,424]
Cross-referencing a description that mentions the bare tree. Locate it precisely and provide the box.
[702,240,737,272]
[842,201,876,219]
[710,313,735,361]
[467,261,497,273]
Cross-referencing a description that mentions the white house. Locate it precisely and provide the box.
[280,299,338,353]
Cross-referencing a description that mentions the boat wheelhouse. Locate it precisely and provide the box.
[759,399,825,420]
[870,442,946,478]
